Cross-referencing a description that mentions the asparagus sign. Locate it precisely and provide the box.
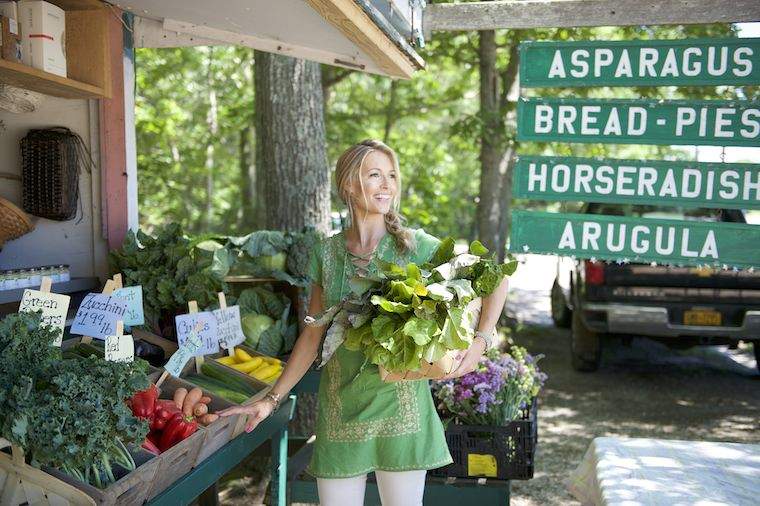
[520,38,760,87]
[510,210,760,268]
[513,156,760,209]
[517,98,760,146]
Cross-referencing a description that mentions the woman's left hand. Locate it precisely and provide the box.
[438,337,486,380]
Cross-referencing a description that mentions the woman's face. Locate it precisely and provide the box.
[349,151,398,216]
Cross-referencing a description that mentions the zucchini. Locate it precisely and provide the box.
[183,374,250,404]
[200,363,259,396]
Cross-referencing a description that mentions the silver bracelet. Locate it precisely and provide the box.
[264,391,282,411]
[474,329,494,350]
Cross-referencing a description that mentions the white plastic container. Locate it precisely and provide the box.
[18,0,66,77]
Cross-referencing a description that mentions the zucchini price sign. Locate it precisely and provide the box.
[517,97,760,146]
[520,38,760,87]
[513,156,760,210]
[510,210,760,268]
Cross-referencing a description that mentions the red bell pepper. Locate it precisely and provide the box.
[131,384,159,419]
[151,400,181,431]
[142,437,161,456]
[158,413,198,452]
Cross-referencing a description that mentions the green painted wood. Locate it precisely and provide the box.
[509,210,760,268]
[290,476,510,505]
[146,396,296,506]
[517,97,760,146]
[270,425,289,506]
[292,368,321,394]
[513,155,760,209]
[520,38,760,87]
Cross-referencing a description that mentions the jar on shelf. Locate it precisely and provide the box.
[28,267,41,288]
[59,265,70,282]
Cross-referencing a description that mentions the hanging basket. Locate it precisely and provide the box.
[0,197,34,248]
[0,84,43,113]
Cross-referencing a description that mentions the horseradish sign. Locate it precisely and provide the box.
[513,156,760,209]
[509,210,760,268]
[520,38,760,87]
[517,98,760,146]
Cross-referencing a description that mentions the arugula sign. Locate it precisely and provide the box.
[510,210,760,268]
[513,156,760,209]
[517,97,760,146]
[520,38,760,87]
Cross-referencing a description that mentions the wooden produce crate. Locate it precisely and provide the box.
[144,376,206,501]
[209,344,285,387]
[44,448,159,506]
[0,439,95,506]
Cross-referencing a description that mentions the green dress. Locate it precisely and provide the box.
[306,228,454,478]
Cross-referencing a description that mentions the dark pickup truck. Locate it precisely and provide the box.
[551,203,760,372]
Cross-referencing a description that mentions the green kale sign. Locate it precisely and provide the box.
[520,38,760,87]
[509,210,760,268]
[517,97,760,146]
[513,156,760,210]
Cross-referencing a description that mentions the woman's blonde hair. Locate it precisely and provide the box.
[335,139,415,252]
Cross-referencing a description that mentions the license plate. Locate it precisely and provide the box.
[684,309,722,326]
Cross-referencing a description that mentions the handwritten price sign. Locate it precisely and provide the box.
[213,305,245,349]
[19,289,71,346]
[164,329,203,377]
[175,311,219,356]
[70,293,128,340]
[105,334,135,363]
[113,286,145,327]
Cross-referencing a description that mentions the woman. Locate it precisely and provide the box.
[219,139,509,505]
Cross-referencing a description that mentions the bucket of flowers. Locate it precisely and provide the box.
[306,237,518,381]
[431,345,547,480]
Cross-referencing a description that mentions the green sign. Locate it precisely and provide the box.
[509,210,760,268]
[520,38,760,87]
[517,98,760,146]
[513,156,760,209]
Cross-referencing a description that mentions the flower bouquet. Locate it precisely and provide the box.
[307,238,518,381]
[433,346,547,425]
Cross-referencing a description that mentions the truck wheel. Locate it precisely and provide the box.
[551,280,572,328]
[571,310,601,372]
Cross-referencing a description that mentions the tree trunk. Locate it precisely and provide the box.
[204,47,218,231]
[383,80,399,143]
[255,51,331,234]
[255,51,330,437]
[238,126,255,230]
[475,30,504,257]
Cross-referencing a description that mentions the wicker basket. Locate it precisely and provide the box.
[20,127,93,221]
[0,197,34,247]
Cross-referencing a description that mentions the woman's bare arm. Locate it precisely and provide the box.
[476,276,509,338]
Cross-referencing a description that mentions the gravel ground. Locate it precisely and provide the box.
[509,323,759,505]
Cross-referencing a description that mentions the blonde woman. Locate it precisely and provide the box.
[219,140,509,505]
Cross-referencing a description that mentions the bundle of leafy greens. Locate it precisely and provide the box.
[315,238,517,374]
[237,286,297,356]
[109,223,231,335]
[0,312,150,489]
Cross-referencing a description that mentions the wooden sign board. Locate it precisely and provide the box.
[509,210,760,268]
[517,97,760,146]
[520,38,760,87]
[513,155,760,209]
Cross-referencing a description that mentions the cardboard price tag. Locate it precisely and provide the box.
[19,289,70,347]
[175,311,219,356]
[112,286,145,327]
[467,453,498,478]
[164,329,203,377]
[105,334,135,363]
[70,293,128,341]
[213,305,245,350]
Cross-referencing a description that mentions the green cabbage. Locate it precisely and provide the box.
[242,313,275,348]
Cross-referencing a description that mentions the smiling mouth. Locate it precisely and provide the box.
[374,194,392,202]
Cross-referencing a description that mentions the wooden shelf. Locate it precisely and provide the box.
[0,59,105,98]
[0,4,111,99]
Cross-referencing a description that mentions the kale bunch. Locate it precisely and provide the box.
[27,356,150,488]
[0,311,60,447]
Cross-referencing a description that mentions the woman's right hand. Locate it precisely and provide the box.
[216,398,275,433]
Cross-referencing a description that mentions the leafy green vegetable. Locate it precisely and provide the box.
[238,286,297,355]
[313,236,518,373]
[242,313,275,348]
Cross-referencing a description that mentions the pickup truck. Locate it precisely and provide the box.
[551,203,760,372]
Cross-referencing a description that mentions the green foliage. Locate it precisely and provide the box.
[237,286,297,355]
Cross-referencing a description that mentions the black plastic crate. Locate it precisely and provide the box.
[431,398,538,481]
